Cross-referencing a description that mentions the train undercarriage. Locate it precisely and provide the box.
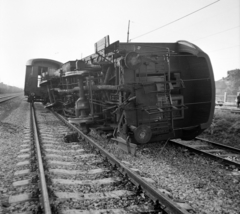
[38,37,215,145]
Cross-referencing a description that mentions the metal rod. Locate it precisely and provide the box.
[31,104,52,214]
[182,78,210,81]
[184,101,211,105]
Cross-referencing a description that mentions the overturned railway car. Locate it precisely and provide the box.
[32,36,215,144]
[24,58,62,102]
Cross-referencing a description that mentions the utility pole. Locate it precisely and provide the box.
[127,20,130,43]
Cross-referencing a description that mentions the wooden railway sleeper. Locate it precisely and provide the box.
[53,109,190,214]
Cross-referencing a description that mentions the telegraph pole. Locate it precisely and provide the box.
[127,20,130,43]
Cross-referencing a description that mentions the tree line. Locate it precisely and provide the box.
[216,69,240,95]
[0,82,23,94]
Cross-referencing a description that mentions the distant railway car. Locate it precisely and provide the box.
[37,36,215,144]
[24,58,62,102]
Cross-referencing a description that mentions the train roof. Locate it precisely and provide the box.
[26,58,63,67]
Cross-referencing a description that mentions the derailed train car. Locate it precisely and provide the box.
[24,58,62,102]
[35,36,215,144]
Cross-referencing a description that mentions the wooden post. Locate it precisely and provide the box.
[127,20,130,43]
[224,92,227,102]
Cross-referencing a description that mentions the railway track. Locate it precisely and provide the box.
[230,109,240,114]
[171,137,240,169]
[0,94,21,103]
[6,102,189,214]
[215,106,240,114]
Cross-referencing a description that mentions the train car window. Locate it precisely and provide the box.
[171,73,181,88]
[39,66,48,74]
[172,95,184,119]
[48,67,57,75]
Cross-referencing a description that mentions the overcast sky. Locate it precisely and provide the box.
[0,0,239,88]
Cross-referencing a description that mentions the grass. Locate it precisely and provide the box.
[200,109,240,149]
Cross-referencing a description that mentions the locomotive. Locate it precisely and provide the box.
[25,36,215,144]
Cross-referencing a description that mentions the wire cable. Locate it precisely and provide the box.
[194,25,240,41]
[130,0,220,41]
[209,44,240,53]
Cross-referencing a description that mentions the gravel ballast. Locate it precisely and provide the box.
[1,98,240,214]
[0,96,32,213]
[91,132,240,214]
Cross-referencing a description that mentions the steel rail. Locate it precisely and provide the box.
[196,137,240,153]
[0,93,22,98]
[215,106,240,114]
[231,109,240,114]
[52,110,189,214]
[170,138,240,168]
[31,104,52,214]
[0,95,20,103]
[0,95,12,99]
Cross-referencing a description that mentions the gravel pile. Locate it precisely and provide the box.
[0,96,31,213]
[91,132,240,214]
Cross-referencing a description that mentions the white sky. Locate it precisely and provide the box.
[0,0,239,88]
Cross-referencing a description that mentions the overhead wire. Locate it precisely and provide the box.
[193,25,240,41]
[130,0,220,41]
[208,44,240,53]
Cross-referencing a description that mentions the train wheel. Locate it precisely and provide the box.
[133,125,152,144]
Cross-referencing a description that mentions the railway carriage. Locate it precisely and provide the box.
[25,36,215,144]
[24,58,62,102]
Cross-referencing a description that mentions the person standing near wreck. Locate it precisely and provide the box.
[237,94,240,108]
